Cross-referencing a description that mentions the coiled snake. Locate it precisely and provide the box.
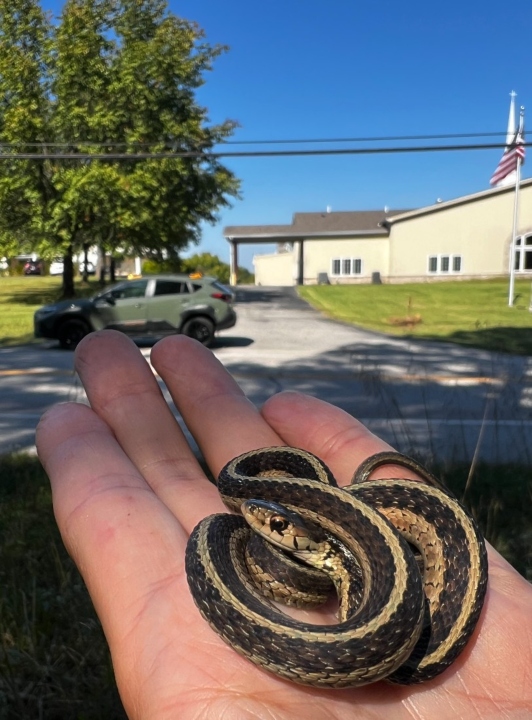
[185,448,488,688]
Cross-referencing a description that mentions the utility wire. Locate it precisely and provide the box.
[224,131,511,145]
[0,141,526,160]
[0,130,513,150]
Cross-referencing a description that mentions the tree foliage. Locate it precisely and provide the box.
[0,0,240,296]
[0,0,51,258]
[142,251,254,285]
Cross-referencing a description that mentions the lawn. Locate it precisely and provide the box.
[4,275,532,354]
[298,278,532,355]
[0,454,126,719]
[0,276,103,346]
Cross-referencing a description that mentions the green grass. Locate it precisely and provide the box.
[0,276,103,347]
[0,454,126,719]
[0,454,529,716]
[441,462,532,581]
[298,279,532,355]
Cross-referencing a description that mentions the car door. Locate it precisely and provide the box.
[93,279,149,334]
[146,278,192,333]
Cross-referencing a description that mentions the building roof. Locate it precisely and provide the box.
[384,177,532,226]
[224,176,532,242]
[224,209,410,241]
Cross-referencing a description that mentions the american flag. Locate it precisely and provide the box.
[490,114,526,186]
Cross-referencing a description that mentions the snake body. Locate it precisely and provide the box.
[185,447,488,688]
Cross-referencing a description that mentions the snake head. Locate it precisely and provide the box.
[241,499,322,555]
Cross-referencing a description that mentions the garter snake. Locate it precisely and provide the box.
[185,447,488,688]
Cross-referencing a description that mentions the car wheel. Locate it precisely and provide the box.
[57,319,90,350]
[181,316,214,346]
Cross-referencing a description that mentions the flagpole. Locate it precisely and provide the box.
[508,105,525,307]
[508,159,521,307]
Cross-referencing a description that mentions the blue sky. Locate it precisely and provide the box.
[46,0,532,269]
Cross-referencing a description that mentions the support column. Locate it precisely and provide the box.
[229,240,238,286]
[296,240,304,285]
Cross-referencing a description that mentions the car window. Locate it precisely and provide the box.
[153,280,189,296]
[110,280,148,300]
[191,283,203,293]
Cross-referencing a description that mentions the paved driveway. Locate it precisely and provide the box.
[1,285,532,463]
[213,287,532,464]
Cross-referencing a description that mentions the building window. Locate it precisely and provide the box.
[514,235,532,272]
[427,254,462,274]
[331,257,363,276]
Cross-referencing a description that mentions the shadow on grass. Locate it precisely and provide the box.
[0,332,36,347]
[0,454,126,719]
[407,326,532,356]
[441,462,532,580]
[3,280,103,307]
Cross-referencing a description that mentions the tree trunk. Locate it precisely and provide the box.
[110,257,116,283]
[62,245,75,298]
[98,243,106,285]
[81,242,89,282]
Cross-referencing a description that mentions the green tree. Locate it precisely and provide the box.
[0,0,52,259]
[141,251,254,285]
[0,0,240,297]
[48,0,117,291]
[180,252,254,285]
[105,1,239,264]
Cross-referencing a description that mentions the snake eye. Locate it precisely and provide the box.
[269,515,289,533]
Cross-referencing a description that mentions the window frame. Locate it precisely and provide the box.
[330,256,363,277]
[427,254,463,275]
[513,234,532,273]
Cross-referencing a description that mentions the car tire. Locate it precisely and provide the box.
[181,316,214,346]
[57,319,90,350]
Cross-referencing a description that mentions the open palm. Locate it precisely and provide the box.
[36,332,532,720]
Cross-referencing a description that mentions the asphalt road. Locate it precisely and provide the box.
[2,285,532,464]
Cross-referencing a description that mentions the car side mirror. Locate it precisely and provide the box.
[95,296,115,307]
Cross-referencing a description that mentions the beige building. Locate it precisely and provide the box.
[224,179,532,285]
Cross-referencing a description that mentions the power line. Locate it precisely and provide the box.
[0,141,524,160]
[224,131,511,145]
[0,130,512,150]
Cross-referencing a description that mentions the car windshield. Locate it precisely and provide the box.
[94,280,148,301]
[93,283,126,301]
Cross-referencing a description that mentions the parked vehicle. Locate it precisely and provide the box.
[23,259,43,276]
[34,274,236,349]
[79,260,96,275]
[49,259,64,275]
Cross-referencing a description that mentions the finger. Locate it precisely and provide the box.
[150,335,284,475]
[74,330,221,530]
[35,402,188,640]
[36,402,229,714]
[261,391,423,485]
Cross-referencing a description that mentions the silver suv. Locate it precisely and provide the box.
[34,274,237,349]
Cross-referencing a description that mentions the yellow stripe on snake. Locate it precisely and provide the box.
[185,448,488,688]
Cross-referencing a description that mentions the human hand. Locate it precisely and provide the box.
[36,331,532,720]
